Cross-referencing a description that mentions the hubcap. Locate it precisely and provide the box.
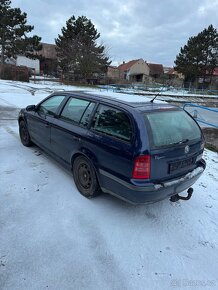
[78,163,92,189]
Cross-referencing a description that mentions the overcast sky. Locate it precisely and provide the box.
[12,0,218,66]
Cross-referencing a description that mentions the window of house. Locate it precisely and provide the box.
[92,104,132,142]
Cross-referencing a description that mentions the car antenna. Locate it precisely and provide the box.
[150,88,163,103]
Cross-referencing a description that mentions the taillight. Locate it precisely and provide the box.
[132,155,151,179]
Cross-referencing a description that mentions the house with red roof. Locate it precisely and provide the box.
[35,43,58,75]
[210,68,218,88]
[198,67,218,89]
[106,65,120,80]
[118,58,150,82]
[164,67,184,80]
[147,63,164,78]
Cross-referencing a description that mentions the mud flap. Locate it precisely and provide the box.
[170,188,193,202]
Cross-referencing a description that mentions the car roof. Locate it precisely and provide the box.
[53,91,180,112]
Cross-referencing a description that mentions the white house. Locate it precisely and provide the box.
[16,55,40,74]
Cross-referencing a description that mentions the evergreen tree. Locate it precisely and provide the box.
[0,0,41,64]
[174,25,218,87]
[55,15,111,80]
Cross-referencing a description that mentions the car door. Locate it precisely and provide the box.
[85,104,135,179]
[27,95,66,150]
[51,97,96,165]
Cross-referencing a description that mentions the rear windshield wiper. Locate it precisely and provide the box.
[170,139,189,145]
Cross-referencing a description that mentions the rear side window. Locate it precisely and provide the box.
[144,110,201,147]
[92,104,132,142]
[60,97,94,125]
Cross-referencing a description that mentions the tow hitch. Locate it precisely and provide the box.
[170,188,193,202]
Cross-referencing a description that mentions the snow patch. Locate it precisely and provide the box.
[164,166,204,187]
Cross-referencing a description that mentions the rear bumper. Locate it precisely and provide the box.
[99,159,206,204]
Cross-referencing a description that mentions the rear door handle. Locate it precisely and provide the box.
[73,136,81,142]
[45,123,50,128]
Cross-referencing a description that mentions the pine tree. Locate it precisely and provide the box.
[0,0,41,64]
[55,15,111,80]
[174,25,218,87]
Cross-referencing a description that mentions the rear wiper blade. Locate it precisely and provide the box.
[171,139,189,145]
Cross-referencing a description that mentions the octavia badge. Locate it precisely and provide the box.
[185,145,190,154]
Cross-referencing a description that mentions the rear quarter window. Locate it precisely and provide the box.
[92,104,133,142]
[144,110,201,148]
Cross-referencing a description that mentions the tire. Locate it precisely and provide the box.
[19,120,32,147]
[73,156,101,198]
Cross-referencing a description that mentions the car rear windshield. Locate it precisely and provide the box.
[144,110,201,148]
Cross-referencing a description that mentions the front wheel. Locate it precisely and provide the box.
[73,156,101,198]
[19,120,32,147]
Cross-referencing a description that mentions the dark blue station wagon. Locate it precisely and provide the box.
[18,92,206,204]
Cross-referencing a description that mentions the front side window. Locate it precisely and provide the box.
[92,104,132,142]
[38,95,65,116]
[144,110,201,148]
[60,97,93,125]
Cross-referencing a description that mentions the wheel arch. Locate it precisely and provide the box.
[18,116,25,124]
[18,115,28,125]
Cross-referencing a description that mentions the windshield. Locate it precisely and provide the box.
[144,110,201,148]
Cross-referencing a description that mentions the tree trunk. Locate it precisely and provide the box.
[1,44,5,64]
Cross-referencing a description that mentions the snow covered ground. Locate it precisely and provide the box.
[101,84,218,100]
[0,80,218,290]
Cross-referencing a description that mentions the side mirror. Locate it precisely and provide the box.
[26,105,36,111]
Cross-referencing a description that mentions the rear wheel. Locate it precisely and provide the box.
[73,156,101,198]
[19,120,32,147]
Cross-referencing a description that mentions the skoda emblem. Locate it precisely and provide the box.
[185,145,190,154]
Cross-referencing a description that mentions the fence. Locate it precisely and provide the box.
[183,103,218,129]
[0,63,29,82]
[99,83,218,97]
